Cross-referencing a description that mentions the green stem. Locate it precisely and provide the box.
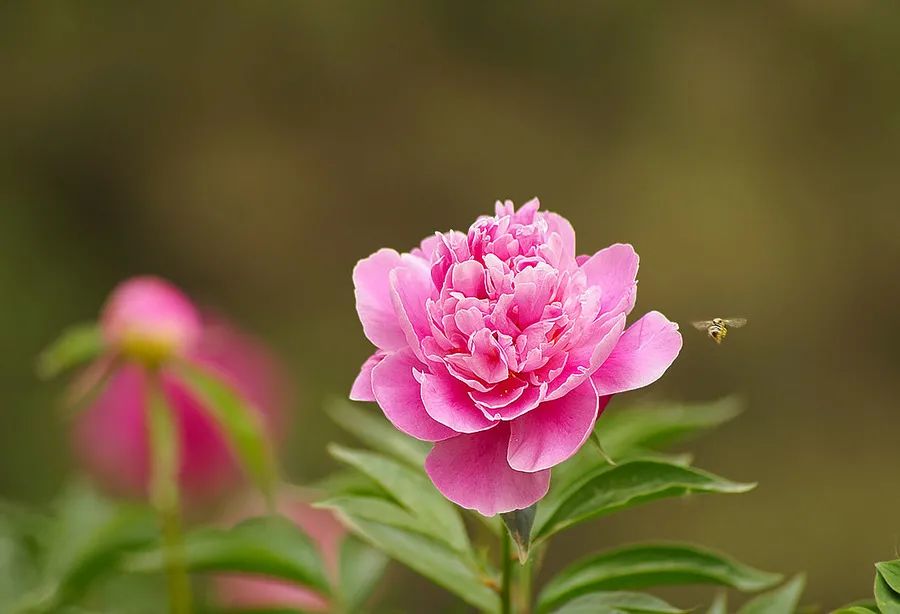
[518,556,533,614]
[501,529,513,614]
[147,371,193,614]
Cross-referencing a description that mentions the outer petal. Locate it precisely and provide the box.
[580,243,639,315]
[421,371,497,433]
[349,352,385,401]
[592,311,682,396]
[507,379,600,472]
[425,424,550,516]
[411,233,441,261]
[371,349,456,442]
[353,248,407,351]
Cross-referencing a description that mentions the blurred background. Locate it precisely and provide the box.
[2,1,899,609]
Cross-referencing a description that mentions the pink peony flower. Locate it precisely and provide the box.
[351,199,682,516]
[74,277,289,504]
[213,492,346,612]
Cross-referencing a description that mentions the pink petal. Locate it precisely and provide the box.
[544,212,577,268]
[371,349,456,442]
[353,249,407,351]
[350,352,385,401]
[411,233,442,261]
[592,311,682,396]
[421,371,497,433]
[544,313,626,401]
[425,424,550,516]
[580,243,640,315]
[450,260,486,297]
[507,380,602,472]
[488,382,545,420]
[469,377,527,409]
[215,575,329,612]
[389,256,434,360]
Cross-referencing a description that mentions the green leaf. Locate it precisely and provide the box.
[176,363,278,506]
[533,460,755,542]
[328,444,469,553]
[736,575,805,614]
[327,501,499,613]
[875,563,900,614]
[548,447,691,512]
[501,505,536,564]
[37,323,105,379]
[833,607,878,614]
[877,560,900,594]
[338,536,389,612]
[597,397,743,456]
[326,398,428,467]
[708,592,728,614]
[127,516,330,596]
[538,542,782,612]
[10,484,158,611]
[318,495,437,539]
[310,469,387,499]
[551,591,686,614]
[0,513,43,610]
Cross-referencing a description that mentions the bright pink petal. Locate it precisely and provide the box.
[425,424,550,516]
[411,233,442,261]
[580,243,640,315]
[353,249,406,351]
[592,311,682,396]
[421,371,497,433]
[390,256,434,360]
[544,212,577,268]
[371,349,456,442]
[507,380,601,472]
[350,352,385,401]
[545,313,626,401]
[469,377,527,409]
[488,382,545,420]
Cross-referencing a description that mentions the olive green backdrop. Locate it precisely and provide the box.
[2,2,899,610]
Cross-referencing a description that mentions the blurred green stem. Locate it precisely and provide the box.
[500,529,512,614]
[147,371,193,614]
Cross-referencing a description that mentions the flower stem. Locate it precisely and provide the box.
[500,529,513,614]
[147,371,193,614]
[517,555,533,614]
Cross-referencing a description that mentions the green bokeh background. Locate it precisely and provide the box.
[2,2,899,609]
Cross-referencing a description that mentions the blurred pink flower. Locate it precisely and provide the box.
[74,277,289,504]
[100,276,202,364]
[351,199,682,516]
[213,492,346,612]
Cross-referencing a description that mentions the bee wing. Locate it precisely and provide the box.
[723,318,747,328]
[692,320,714,330]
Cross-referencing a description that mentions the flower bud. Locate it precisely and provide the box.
[100,276,201,366]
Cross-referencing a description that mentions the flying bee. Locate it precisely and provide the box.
[692,317,747,344]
